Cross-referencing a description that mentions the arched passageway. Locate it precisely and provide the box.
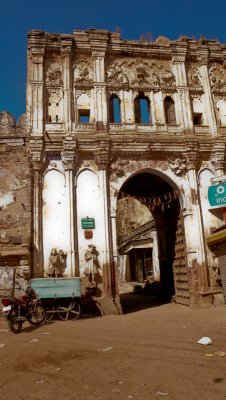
[117,171,186,309]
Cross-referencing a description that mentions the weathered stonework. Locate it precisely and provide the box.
[1,29,226,312]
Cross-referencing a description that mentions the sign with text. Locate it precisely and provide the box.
[81,218,95,229]
[208,183,226,207]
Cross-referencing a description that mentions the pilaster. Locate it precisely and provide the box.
[61,136,79,276]
[198,47,218,135]
[89,30,108,127]
[171,45,193,132]
[28,34,46,136]
[183,143,209,291]
[61,42,73,134]
[30,137,44,277]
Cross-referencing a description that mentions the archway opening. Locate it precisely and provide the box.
[116,171,183,311]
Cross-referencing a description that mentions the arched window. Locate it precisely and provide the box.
[109,95,121,123]
[164,96,176,125]
[134,94,151,124]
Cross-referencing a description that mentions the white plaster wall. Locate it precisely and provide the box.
[198,169,222,236]
[216,99,226,126]
[42,164,71,275]
[154,92,165,123]
[76,169,106,274]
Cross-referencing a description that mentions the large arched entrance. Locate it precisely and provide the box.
[116,171,188,308]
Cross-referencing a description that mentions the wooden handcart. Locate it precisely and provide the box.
[30,278,81,321]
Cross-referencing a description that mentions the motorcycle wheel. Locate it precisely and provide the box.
[58,300,81,321]
[29,305,46,325]
[7,311,23,334]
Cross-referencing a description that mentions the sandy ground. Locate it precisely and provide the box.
[0,294,226,400]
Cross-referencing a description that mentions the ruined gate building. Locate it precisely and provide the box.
[0,29,226,313]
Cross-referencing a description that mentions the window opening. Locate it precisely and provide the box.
[109,95,121,123]
[164,97,176,125]
[134,94,151,124]
[193,112,203,126]
[78,109,90,123]
[56,115,58,123]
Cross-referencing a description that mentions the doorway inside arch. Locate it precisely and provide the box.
[116,172,188,311]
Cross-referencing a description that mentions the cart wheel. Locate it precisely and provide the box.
[57,300,81,321]
[45,305,55,321]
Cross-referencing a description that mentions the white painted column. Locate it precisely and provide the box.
[172,51,193,132]
[92,54,108,126]
[29,47,45,136]
[150,91,157,126]
[183,150,209,290]
[62,46,73,134]
[98,169,112,294]
[198,49,217,135]
[62,138,78,276]
[31,161,43,277]
[151,230,160,281]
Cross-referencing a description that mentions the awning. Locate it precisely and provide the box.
[124,239,153,253]
[206,228,226,246]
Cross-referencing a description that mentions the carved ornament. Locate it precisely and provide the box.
[73,57,94,86]
[106,58,176,90]
[47,88,63,103]
[0,112,16,131]
[17,113,30,133]
[94,139,111,170]
[75,89,91,100]
[209,63,226,91]
[110,159,128,178]
[168,157,187,176]
[187,64,202,88]
[45,61,63,86]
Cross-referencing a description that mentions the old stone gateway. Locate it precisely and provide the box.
[0,29,226,313]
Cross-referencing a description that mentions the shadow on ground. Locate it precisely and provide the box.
[120,292,165,314]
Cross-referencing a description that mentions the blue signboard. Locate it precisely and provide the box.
[208,183,226,207]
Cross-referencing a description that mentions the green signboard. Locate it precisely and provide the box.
[81,218,95,229]
[208,183,226,207]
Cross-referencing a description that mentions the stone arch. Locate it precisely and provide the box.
[114,167,189,305]
[42,168,70,275]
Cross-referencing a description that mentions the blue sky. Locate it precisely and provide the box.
[0,0,226,119]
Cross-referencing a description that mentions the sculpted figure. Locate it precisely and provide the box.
[83,245,102,283]
[47,248,66,278]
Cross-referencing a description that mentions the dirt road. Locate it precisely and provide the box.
[0,297,226,400]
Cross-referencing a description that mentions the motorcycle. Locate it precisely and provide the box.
[1,286,46,334]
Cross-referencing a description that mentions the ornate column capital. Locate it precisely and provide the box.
[94,135,111,170]
[197,46,209,66]
[29,137,44,169]
[61,136,78,170]
[183,141,199,170]
[211,140,226,171]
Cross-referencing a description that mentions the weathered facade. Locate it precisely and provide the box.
[1,29,226,312]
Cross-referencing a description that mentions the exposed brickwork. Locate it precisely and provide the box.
[0,137,31,267]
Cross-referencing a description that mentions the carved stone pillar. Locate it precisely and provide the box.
[150,91,157,126]
[198,48,218,135]
[30,137,44,277]
[61,136,79,276]
[172,48,193,132]
[61,44,73,134]
[89,30,108,127]
[94,139,121,313]
[28,44,45,136]
[183,144,209,291]
[211,140,226,176]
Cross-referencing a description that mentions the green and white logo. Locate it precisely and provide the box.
[208,183,226,207]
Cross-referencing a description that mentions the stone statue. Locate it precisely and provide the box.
[47,248,67,277]
[83,245,102,283]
